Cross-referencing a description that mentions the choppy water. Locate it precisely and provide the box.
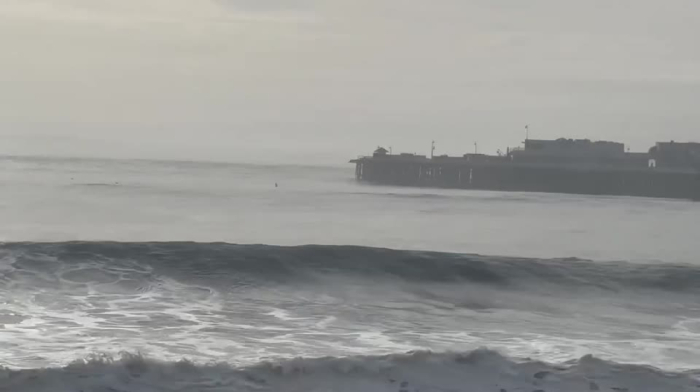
[1,156,700,392]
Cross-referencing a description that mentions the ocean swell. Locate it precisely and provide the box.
[1,349,698,392]
[1,241,699,293]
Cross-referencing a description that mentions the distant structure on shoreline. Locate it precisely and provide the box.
[350,137,700,201]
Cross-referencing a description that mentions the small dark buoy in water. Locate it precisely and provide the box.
[275,183,278,188]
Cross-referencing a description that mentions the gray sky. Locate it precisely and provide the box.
[1,0,699,164]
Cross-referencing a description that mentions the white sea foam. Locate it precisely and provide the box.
[3,242,700,371]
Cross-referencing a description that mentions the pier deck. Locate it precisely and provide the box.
[350,155,700,200]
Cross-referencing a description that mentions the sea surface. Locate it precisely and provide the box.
[1,155,700,392]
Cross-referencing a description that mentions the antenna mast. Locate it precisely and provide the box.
[431,140,435,159]
[525,125,530,142]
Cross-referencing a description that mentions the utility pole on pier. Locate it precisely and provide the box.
[525,125,530,142]
[431,140,435,159]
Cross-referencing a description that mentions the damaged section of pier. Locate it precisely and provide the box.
[350,139,700,200]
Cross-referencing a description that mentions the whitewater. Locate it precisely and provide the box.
[1,156,700,392]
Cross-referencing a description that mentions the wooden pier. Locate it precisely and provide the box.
[350,143,700,200]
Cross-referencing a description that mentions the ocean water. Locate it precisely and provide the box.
[1,155,700,392]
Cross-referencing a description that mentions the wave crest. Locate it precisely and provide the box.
[2,350,698,392]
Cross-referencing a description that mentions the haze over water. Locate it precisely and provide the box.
[2,1,700,164]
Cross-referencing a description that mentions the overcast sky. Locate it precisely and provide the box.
[1,0,698,164]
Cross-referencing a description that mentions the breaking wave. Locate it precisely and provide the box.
[1,241,699,293]
[3,241,700,389]
[2,349,698,392]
